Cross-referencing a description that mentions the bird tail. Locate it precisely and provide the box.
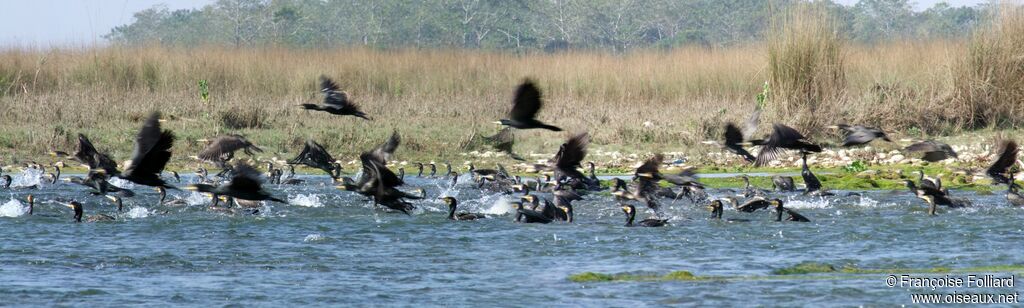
[540,124,563,132]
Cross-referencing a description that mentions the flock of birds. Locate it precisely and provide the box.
[3,76,1023,225]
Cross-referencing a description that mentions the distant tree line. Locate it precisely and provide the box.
[105,0,988,51]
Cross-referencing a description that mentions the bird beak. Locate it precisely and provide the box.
[826,125,839,129]
[196,139,208,143]
[62,203,74,209]
[700,141,717,145]
[48,151,59,157]
[105,195,117,202]
[184,186,197,191]
[636,173,654,178]
[738,142,754,146]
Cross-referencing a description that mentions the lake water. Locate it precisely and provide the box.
[2,171,1023,306]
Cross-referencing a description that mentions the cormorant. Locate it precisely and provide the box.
[512,202,552,224]
[773,176,795,192]
[186,163,288,204]
[299,75,370,120]
[829,124,891,147]
[800,152,825,195]
[288,140,342,178]
[904,140,957,162]
[64,201,114,223]
[105,195,125,212]
[621,204,667,227]
[495,80,561,131]
[440,197,486,221]
[707,200,750,222]
[703,123,757,162]
[770,199,810,222]
[120,111,176,189]
[196,134,263,168]
[754,124,822,167]
[986,140,1018,186]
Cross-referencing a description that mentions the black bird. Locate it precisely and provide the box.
[770,199,810,222]
[772,176,795,192]
[120,112,175,189]
[186,163,288,204]
[196,134,263,168]
[621,204,667,227]
[288,140,342,178]
[634,154,704,190]
[707,200,750,222]
[708,122,757,162]
[512,202,552,224]
[986,140,1018,186]
[440,197,486,221]
[338,132,422,214]
[800,152,825,195]
[72,133,120,176]
[754,124,822,167]
[64,201,114,223]
[105,195,125,212]
[495,80,561,131]
[739,175,767,198]
[830,124,891,147]
[549,132,596,188]
[63,172,135,197]
[904,140,957,162]
[300,75,370,120]
[905,176,969,214]
[1006,178,1024,206]
[26,194,34,215]
[156,186,188,206]
[481,127,524,161]
[736,197,771,212]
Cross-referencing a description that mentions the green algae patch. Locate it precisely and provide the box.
[568,271,703,282]
[772,262,837,275]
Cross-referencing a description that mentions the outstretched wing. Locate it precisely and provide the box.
[556,132,589,171]
[125,112,174,177]
[509,80,542,121]
[987,140,1019,185]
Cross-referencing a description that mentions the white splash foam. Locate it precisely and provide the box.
[108,177,136,190]
[782,196,833,209]
[0,199,28,217]
[483,197,514,215]
[11,168,43,188]
[304,233,326,242]
[126,207,152,218]
[185,192,212,206]
[289,194,322,207]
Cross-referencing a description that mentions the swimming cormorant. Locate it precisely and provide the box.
[621,204,667,227]
[440,197,485,221]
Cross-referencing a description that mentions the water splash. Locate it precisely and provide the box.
[783,196,833,209]
[185,192,211,206]
[108,177,137,190]
[126,207,153,219]
[0,199,28,217]
[483,197,514,215]
[304,233,326,242]
[10,168,43,188]
[289,194,322,207]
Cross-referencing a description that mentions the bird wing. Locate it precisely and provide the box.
[227,163,265,192]
[724,123,745,146]
[904,141,940,152]
[843,130,876,146]
[197,135,249,161]
[369,131,401,164]
[737,198,770,212]
[987,140,1018,184]
[509,80,543,121]
[635,153,663,177]
[124,112,174,177]
[320,75,340,92]
[483,127,515,154]
[287,141,313,165]
[74,134,120,175]
[555,132,589,172]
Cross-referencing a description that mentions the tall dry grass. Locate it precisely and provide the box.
[952,4,1024,130]
[0,6,1019,165]
[767,3,846,132]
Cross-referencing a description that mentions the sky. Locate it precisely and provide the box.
[0,0,994,47]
